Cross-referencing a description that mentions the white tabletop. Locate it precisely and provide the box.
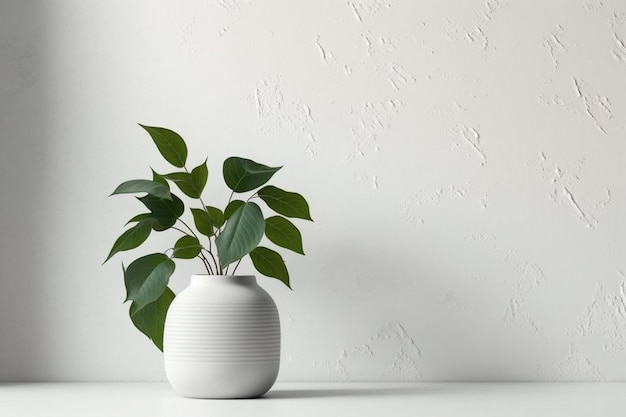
[1,382,624,417]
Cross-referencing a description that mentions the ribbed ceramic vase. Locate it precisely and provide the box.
[163,275,280,399]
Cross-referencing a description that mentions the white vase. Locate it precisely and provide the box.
[163,275,280,398]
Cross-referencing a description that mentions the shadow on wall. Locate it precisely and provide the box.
[0,1,48,381]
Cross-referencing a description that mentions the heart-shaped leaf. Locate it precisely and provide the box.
[224,200,245,220]
[139,124,188,168]
[124,253,175,310]
[258,186,312,220]
[172,235,202,259]
[265,216,304,255]
[216,202,265,268]
[223,157,281,192]
[191,208,214,237]
[130,286,175,352]
[105,219,155,263]
[249,246,290,289]
[111,180,172,200]
[138,194,184,230]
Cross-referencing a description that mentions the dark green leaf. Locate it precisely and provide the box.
[249,246,290,289]
[124,253,175,310]
[224,200,245,220]
[164,172,195,198]
[223,157,281,192]
[138,194,184,230]
[265,216,304,255]
[206,206,225,228]
[111,179,172,200]
[216,202,265,268]
[172,235,202,259]
[130,287,175,352]
[139,124,188,168]
[164,160,207,198]
[191,159,208,194]
[152,169,170,189]
[105,219,155,263]
[258,186,312,220]
[191,208,214,237]
[126,213,151,225]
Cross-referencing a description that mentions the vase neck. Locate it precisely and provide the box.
[190,275,257,286]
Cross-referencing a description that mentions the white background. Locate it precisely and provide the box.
[1,0,625,381]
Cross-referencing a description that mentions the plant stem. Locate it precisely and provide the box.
[178,219,217,274]
[178,219,199,240]
[203,248,220,275]
[171,226,187,235]
[199,254,213,274]
[231,258,243,275]
[185,164,221,270]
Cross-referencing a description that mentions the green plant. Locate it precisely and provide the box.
[105,124,312,351]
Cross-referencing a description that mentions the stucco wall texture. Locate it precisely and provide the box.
[1,0,625,381]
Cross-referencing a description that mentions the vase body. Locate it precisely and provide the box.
[163,275,280,398]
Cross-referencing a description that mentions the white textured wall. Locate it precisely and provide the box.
[1,0,625,381]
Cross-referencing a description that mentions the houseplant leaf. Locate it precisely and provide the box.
[191,159,209,193]
[129,286,175,352]
[164,159,208,198]
[138,194,184,230]
[249,246,290,288]
[216,202,265,268]
[265,216,304,255]
[206,206,225,228]
[258,185,312,220]
[190,206,225,237]
[224,200,245,220]
[139,124,188,168]
[111,179,172,200]
[124,253,175,310]
[191,208,214,237]
[172,235,202,259]
[164,173,196,198]
[223,157,281,192]
[125,213,151,225]
[152,169,170,188]
[105,218,155,263]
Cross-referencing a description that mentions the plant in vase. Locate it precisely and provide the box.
[104,125,311,398]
